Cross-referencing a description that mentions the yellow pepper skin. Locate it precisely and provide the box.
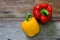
[21,13,40,37]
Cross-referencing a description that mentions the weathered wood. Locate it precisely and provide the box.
[0,21,59,40]
[0,0,60,40]
[0,0,59,18]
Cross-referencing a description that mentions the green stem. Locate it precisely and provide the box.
[40,9,49,16]
[26,13,31,21]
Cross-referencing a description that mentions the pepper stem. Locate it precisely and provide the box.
[26,13,31,21]
[40,9,49,16]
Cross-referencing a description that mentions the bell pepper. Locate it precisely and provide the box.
[33,3,52,23]
[21,13,40,37]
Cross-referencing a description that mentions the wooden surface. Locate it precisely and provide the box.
[0,0,60,40]
[0,21,60,40]
[0,0,59,18]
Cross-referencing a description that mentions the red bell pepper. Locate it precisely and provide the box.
[33,3,52,23]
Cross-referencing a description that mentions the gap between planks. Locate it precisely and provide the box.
[0,18,59,21]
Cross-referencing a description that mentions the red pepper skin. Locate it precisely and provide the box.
[33,3,52,23]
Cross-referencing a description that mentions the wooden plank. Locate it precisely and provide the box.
[0,0,34,17]
[0,20,59,40]
[0,0,59,18]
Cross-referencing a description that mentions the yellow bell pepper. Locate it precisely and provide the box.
[21,13,40,37]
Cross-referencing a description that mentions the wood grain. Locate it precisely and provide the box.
[0,0,60,39]
[0,0,59,20]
